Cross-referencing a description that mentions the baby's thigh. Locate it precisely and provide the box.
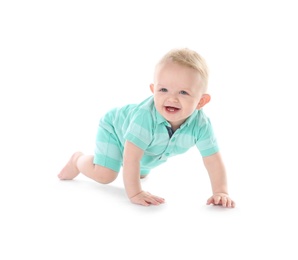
[94,126,123,174]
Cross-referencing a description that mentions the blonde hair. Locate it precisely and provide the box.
[157,48,209,90]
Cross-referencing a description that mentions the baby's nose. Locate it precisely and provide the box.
[167,94,179,102]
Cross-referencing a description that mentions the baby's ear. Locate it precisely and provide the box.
[196,94,211,110]
[150,84,154,93]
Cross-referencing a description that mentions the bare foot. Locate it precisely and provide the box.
[58,152,83,180]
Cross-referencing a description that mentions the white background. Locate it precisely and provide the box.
[1,0,298,259]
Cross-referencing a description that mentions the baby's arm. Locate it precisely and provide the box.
[203,152,235,208]
[123,141,165,206]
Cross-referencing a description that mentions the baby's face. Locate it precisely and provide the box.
[151,61,205,130]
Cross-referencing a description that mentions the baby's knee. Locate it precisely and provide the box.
[93,165,118,184]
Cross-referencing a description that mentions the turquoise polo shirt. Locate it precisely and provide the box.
[98,96,219,174]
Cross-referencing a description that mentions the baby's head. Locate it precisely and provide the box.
[155,48,209,93]
[150,48,211,130]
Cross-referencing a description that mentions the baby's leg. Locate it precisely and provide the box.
[58,152,118,184]
[77,154,118,184]
[58,152,83,180]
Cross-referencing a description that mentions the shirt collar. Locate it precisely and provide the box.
[154,106,171,126]
[180,110,199,128]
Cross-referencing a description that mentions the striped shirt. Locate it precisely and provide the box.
[99,96,219,174]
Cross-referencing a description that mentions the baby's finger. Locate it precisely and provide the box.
[226,198,236,208]
[213,195,221,205]
[143,195,161,205]
[231,200,236,208]
[223,197,236,208]
[221,196,228,207]
[206,197,214,205]
[153,196,165,204]
[151,196,165,205]
[144,199,160,205]
[146,192,165,204]
[226,198,233,208]
[140,200,151,206]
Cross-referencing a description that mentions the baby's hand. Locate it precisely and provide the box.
[130,191,165,206]
[207,193,235,208]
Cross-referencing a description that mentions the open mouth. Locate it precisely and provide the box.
[165,106,181,112]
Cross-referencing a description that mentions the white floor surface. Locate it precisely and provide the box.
[1,1,298,259]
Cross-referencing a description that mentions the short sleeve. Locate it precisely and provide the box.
[195,117,219,157]
[123,108,153,150]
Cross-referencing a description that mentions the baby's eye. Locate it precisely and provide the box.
[180,90,189,95]
[159,88,168,92]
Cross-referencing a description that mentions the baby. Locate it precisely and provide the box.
[58,48,235,208]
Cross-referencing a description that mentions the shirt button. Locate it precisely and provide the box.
[165,153,170,156]
[171,137,176,142]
